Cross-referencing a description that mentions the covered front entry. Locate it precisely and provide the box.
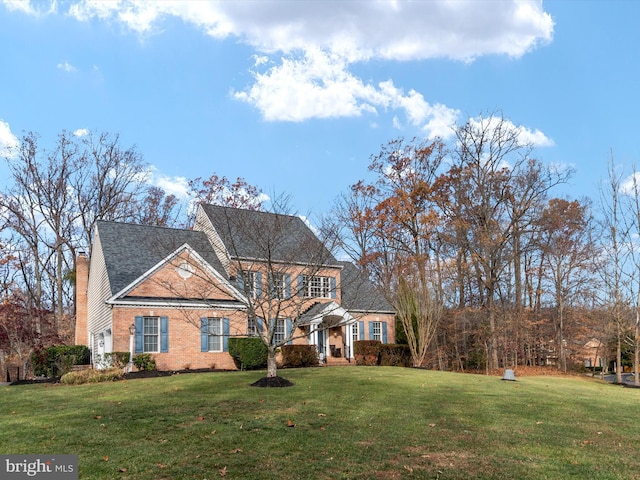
[299,302,356,363]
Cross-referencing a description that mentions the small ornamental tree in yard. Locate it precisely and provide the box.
[151,198,367,387]
[395,274,443,368]
[203,202,342,385]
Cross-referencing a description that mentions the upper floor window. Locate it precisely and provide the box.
[238,271,261,298]
[302,275,332,298]
[270,272,285,299]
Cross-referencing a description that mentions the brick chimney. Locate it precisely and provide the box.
[75,251,89,346]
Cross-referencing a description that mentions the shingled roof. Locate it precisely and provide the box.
[96,220,228,296]
[200,204,340,266]
[339,261,395,313]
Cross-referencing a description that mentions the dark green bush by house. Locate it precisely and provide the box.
[379,344,412,367]
[353,340,382,366]
[31,345,91,378]
[133,353,156,371]
[281,345,319,368]
[228,337,268,370]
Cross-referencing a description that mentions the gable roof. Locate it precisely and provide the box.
[200,204,339,266]
[96,220,229,296]
[339,261,395,313]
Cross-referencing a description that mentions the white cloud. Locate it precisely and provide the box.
[63,1,553,61]
[0,119,19,158]
[621,172,640,197]
[155,174,190,200]
[468,116,554,148]
[514,125,555,147]
[57,1,553,131]
[57,61,77,73]
[234,49,460,139]
[2,0,56,16]
[73,128,89,137]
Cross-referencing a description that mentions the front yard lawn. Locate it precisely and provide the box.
[1,367,639,479]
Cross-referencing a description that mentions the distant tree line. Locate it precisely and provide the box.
[330,113,640,383]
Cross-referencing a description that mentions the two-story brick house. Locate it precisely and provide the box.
[75,204,395,370]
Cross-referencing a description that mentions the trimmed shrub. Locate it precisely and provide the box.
[31,345,91,378]
[379,344,412,367]
[281,345,319,368]
[354,340,382,366]
[228,337,268,370]
[60,368,124,385]
[133,353,156,371]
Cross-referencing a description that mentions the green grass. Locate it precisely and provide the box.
[1,368,640,479]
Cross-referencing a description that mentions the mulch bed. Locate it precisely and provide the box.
[250,376,294,387]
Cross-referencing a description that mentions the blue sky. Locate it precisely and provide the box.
[1,1,639,221]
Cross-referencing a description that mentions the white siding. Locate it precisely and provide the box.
[194,206,231,273]
[86,232,113,355]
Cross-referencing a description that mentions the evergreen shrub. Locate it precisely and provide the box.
[281,345,319,368]
[353,340,382,366]
[31,345,91,378]
[228,337,268,370]
[133,353,156,371]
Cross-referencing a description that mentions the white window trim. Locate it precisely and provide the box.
[143,316,160,353]
[303,275,331,298]
[372,321,382,342]
[207,317,223,352]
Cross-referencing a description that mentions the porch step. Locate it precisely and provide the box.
[325,357,355,366]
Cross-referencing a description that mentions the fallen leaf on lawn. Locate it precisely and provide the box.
[404,465,414,473]
[198,416,205,421]
[231,448,242,454]
[119,468,128,473]
[429,424,436,427]
[211,430,217,435]
[536,421,543,425]
[100,423,106,428]
[156,464,167,469]
[318,413,326,417]
[219,466,227,477]
[94,415,102,419]
[259,399,264,403]
[103,456,109,462]
[320,427,326,431]
[287,419,295,427]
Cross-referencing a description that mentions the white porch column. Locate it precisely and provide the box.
[345,323,353,359]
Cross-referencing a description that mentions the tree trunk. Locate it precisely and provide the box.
[616,331,623,384]
[267,350,278,378]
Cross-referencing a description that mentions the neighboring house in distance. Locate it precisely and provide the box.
[75,204,395,370]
